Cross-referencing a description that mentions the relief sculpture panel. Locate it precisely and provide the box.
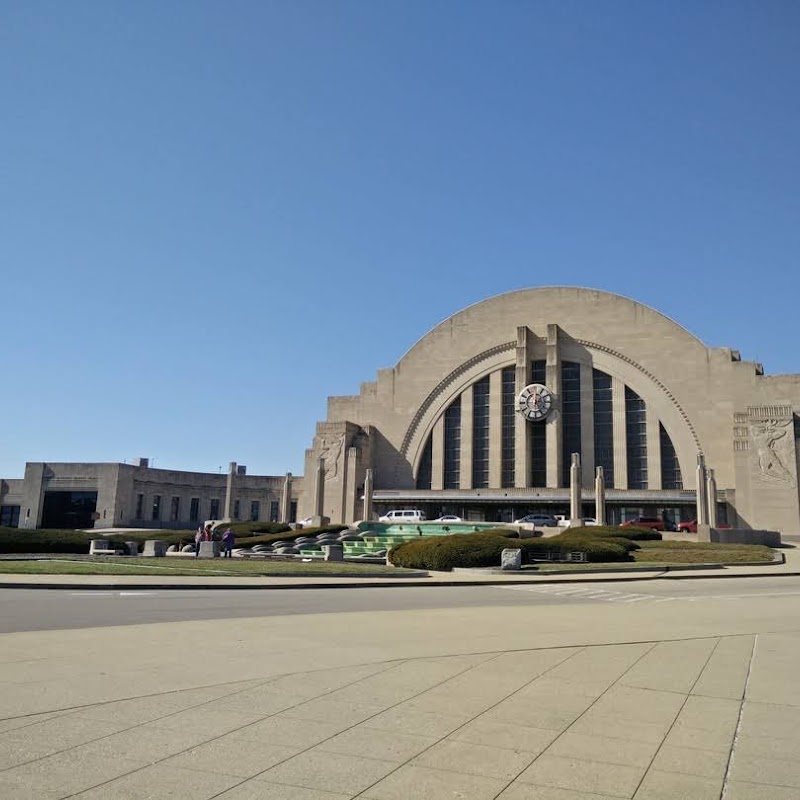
[748,413,797,488]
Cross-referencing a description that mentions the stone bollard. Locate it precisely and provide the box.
[198,540,220,558]
[89,539,109,555]
[124,541,139,556]
[142,540,167,557]
[501,548,522,571]
[322,544,344,562]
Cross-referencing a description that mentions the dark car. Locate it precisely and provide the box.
[619,516,666,531]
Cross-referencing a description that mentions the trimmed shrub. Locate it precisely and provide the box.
[389,530,632,570]
[585,525,662,541]
[390,533,515,570]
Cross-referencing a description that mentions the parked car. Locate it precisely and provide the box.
[378,509,426,523]
[435,515,462,523]
[619,516,666,531]
[583,517,599,526]
[677,519,732,533]
[513,513,559,527]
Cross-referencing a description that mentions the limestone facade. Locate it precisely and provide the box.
[300,287,800,531]
[0,460,305,530]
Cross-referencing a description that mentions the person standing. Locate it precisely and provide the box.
[222,527,235,558]
[194,526,203,558]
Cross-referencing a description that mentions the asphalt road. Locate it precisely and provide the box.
[3,576,800,633]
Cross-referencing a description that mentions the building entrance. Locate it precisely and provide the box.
[41,491,98,529]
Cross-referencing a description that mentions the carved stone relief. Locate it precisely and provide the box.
[749,418,796,487]
[318,434,345,481]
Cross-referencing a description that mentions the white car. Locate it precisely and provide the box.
[435,515,462,523]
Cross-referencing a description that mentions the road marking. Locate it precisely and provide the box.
[118,592,157,597]
[70,592,113,597]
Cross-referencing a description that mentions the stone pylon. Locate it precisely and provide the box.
[595,466,606,526]
[706,468,718,528]
[280,472,293,522]
[223,461,236,520]
[696,454,708,526]
[314,457,326,518]
[569,452,582,525]
[363,468,374,521]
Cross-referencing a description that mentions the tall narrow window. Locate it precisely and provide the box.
[250,500,260,521]
[170,496,180,521]
[501,367,516,487]
[152,495,161,521]
[561,361,582,486]
[209,498,220,519]
[270,500,279,522]
[593,369,614,487]
[443,397,462,489]
[625,387,648,489]
[135,494,144,519]
[290,500,297,523]
[416,435,432,489]
[189,497,200,522]
[472,377,490,488]
[233,499,240,519]
[530,360,547,486]
[660,423,683,489]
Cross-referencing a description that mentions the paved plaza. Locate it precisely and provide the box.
[2,562,800,798]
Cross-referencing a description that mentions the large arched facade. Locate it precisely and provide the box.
[302,287,800,531]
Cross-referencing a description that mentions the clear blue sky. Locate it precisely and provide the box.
[2,1,798,478]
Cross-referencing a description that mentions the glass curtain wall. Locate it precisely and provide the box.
[625,387,648,489]
[593,369,614,487]
[561,361,582,486]
[443,397,462,489]
[472,377,490,488]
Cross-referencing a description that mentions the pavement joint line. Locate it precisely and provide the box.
[347,644,590,800]
[491,638,661,798]
[721,633,759,799]
[629,636,725,799]
[36,654,414,797]
[204,647,532,800]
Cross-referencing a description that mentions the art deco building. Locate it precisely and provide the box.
[301,287,800,531]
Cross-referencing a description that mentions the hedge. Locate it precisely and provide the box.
[389,529,632,570]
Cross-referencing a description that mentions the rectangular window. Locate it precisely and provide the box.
[270,500,279,522]
[135,493,144,519]
[593,369,614,487]
[530,360,547,487]
[170,496,180,522]
[290,500,297,523]
[209,498,220,519]
[152,495,161,521]
[189,497,200,522]
[561,361,582,486]
[250,500,260,521]
[501,367,516,487]
[443,397,462,489]
[233,499,240,520]
[626,387,648,489]
[0,505,20,527]
[472,377,490,489]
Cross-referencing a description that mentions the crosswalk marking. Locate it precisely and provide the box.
[501,585,695,605]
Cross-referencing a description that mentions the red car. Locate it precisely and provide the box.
[619,516,665,531]
[677,519,732,533]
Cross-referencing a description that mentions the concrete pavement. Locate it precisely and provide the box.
[2,555,800,798]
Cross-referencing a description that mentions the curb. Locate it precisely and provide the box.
[0,568,797,591]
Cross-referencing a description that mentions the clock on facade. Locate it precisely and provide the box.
[517,383,554,421]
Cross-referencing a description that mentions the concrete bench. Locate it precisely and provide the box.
[89,539,120,556]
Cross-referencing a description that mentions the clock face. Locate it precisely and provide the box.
[517,383,553,421]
